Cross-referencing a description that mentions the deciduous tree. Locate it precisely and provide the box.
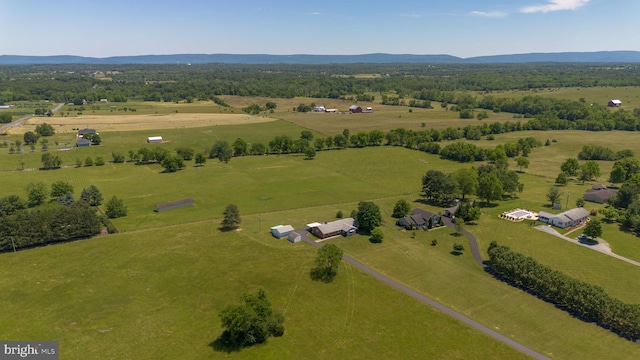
[546,186,563,206]
[583,219,602,240]
[477,172,503,205]
[105,196,127,218]
[392,199,411,218]
[356,201,381,232]
[218,289,284,347]
[51,181,73,198]
[310,244,343,282]
[26,182,48,207]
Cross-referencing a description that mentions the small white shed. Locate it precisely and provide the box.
[271,225,295,239]
[147,136,163,144]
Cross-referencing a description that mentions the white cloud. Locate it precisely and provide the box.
[308,12,321,16]
[520,0,589,14]
[469,10,507,18]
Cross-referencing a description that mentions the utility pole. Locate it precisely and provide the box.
[565,192,570,210]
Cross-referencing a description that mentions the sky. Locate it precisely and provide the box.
[0,0,637,58]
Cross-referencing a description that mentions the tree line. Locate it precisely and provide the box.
[488,242,640,341]
[4,63,640,104]
[0,182,126,252]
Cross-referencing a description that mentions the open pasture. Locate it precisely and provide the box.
[0,220,528,360]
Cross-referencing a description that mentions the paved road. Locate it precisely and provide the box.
[0,103,65,134]
[300,231,550,360]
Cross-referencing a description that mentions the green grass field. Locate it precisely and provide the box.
[0,219,529,360]
[2,99,640,359]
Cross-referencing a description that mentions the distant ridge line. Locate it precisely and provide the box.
[1,51,640,65]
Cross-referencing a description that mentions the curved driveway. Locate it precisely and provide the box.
[300,232,550,360]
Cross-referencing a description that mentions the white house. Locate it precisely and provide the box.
[147,136,163,144]
[271,225,295,239]
[314,106,326,112]
[538,208,589,228]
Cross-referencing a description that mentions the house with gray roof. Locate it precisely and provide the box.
[397,208,440,229]
[538,208,589,228]
[309,218,357,239]
[584,184,617,204]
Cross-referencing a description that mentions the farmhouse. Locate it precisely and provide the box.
[348,105,362,113]
[308,218,357,239]
[77,128,97,137]
[154,198,194,212]
[538,208,589,228]
[100,98,108,103]
[583,184,617,204]
[397,208,441,229]
[608,99,622,107]
[76,138,91,147]
[147,136,163,144]
[288,231,302,243]
[271,225,295,239]
[314,106,326,112]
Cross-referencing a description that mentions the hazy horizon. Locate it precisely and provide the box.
[1,0,637,58]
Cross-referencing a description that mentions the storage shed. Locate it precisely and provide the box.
[288,232,302,243]
[76,138,91,147]
[154,198,194,212]
[147,136,163,144]
[608,99,622,107]
[271,225,295,239]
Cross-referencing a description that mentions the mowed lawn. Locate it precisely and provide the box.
[0,221,529,360]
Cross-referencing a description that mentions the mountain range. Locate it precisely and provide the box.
[1,51,639,65]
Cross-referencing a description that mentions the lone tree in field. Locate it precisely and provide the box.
[218,288,284,348]
[356,201,382,233]
[310,244,344,282]
[221,203,241,230]
[546,186,563,207]
[392,199,411,218]
[583,219,602,240]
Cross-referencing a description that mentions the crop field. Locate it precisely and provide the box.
[14,113,274,134]
[2,98,640,359]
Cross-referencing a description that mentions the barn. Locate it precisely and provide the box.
[348,105,362,113]
[608,99,622,107]
[147,136,163,144]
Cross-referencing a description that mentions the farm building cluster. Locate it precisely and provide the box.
[313,105,373,113]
